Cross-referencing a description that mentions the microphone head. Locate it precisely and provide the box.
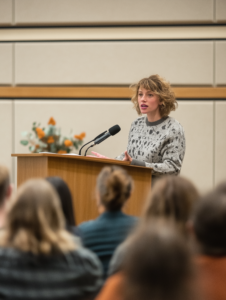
[109,125,121,136]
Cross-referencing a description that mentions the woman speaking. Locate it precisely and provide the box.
[91,74,185,177]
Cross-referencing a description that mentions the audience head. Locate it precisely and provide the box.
[131,74,177,117]
[96,166,133,212]
[192,190,226,256]
[0,165,11,207]
[122,221,195,300]
[143,176,199,235]
[46,176,76,226]
[0,179,76,255]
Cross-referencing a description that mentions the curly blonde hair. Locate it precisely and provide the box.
[131,75,177,117]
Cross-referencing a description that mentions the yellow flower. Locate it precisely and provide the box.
[47,136,54,144]
[36,127,45,139]
[58,150,67,154]
[64,139,73,147]
[48,117,56,126]
[74,132,86,141]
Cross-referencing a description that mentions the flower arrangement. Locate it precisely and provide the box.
[20,117,86,154]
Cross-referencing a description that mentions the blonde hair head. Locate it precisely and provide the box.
[97,166,133,211]
[131,74,177,117]
[0,179,76,255]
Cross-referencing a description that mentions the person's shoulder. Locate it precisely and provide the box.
[78,219,97,232]
[167,116,185,134]
[131,116,146,126]
[120,213,138,225]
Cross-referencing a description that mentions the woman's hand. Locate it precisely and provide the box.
[87,151,110,159]
[123,150,133,162]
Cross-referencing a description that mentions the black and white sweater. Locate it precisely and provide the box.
[116,116,186,176]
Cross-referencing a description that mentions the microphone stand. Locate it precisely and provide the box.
[79,130,107,155]
[84,144,94,156]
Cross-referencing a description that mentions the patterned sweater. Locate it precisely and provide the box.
[116,116,185,176]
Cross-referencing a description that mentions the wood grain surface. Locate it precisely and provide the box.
[2,86,226,99]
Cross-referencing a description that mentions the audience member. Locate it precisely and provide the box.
[78,166,137,277]
[192,190,226,300]
[0,179,103,300]
[96,221,197,300]
[109,175,199,275]
[0,165,12,228]
[46,176,79,236]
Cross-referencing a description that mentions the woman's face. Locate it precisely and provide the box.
[138,87,161,116]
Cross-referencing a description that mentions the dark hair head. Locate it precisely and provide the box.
[46,177,76,226]
[193,191,226,255]
[0,165,10,207]
[96,166,133,212]
[143,176,199,235]
[122,221,194,300]
[215,181,226,195]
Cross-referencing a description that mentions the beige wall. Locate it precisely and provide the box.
[14,0,214,25]
[15,41,214,85]
[216,41,226,85]
[0,0,13,25]
[0,100,13,181]
[216,0,226,22]
[0,44,13,85]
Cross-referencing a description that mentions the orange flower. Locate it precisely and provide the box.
[74,132,86,141]
[48,117,56,126]
[35,144,39,149]
[58,150,67,154]
[36,127,45,139]
[47,136,54,144]
[64,139,73,147]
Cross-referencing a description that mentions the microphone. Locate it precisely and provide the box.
[78,130,107,155]
[94,125,121,145]
[84,125,121,156]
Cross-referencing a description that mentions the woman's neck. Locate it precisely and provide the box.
[146,110,162,122]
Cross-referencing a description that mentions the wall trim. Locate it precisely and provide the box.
[0,86,226,99]
[0,26,226,42]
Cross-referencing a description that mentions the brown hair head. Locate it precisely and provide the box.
[96,166,133,211]
[0,179,76,255]
[122,221,195,300]
[131,74,177,117]
[0,165,10,207]
[193,191,226,255]
[143,176,200,235]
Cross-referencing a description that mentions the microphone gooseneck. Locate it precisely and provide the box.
[78,130,107,155]
[94,125,121,145]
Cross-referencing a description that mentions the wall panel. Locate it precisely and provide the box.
[0,100,13,181]
[14,0,214,25]
[171,101,214,192]
[216,41,226,85]
[0,44,13,85]
[0,0,13,25]
[15,41,213,85]
[215,101,226,185]
[216,0,226,22]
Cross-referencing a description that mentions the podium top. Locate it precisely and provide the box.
[12,153,151,170]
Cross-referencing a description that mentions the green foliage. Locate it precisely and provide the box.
[20,140,28,146]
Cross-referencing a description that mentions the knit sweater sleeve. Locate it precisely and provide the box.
[131,123,186,176]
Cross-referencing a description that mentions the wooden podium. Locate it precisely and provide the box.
[12,154,152,224]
